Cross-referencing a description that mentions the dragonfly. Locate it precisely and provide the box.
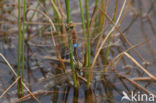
[41,22,101,70]
[51,22,85,69]
[65,22,83,71]
[66,22,79,61]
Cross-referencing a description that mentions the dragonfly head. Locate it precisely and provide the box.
[66,22,76,32]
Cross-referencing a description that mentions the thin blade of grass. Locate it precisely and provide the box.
[85,0,91,67]
[17,0,22,97]
[65,0,79,87]
[21,0,26,96]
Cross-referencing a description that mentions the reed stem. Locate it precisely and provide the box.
[69,40,78,88]
[21,0,26,96]
[65,0,78,88]
[17,0,22,97]
[78,0,86,38]
[85,0,91,67]
[104,0,119,66]
[85,0,91,88]
[65,0,70,23]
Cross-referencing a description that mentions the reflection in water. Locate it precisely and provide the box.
[85,88,96,103]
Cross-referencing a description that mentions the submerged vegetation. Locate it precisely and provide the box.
[0,0,156,102]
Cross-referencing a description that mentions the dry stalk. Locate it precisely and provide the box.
[0,77,20,99]
[132,77,154,81]
[16,90,67,103]
[123,52,156,80]
[27,8,66,70]
[89,0,127,85]
[115,71,156,98]
[98,7,148,63]
[0,53,41,103]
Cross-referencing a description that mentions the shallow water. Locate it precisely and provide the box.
[0,0,156,103]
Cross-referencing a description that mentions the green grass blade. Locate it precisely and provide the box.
[65,0,70,23]
[78,0,86,38]
[85,0,91,68]
[21,0,26,96]
[65,0,78,88]
[17,0,21,97]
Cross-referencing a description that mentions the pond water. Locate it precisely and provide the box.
[0,0,156,103]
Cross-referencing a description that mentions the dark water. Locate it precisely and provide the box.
[0,0,156,103]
